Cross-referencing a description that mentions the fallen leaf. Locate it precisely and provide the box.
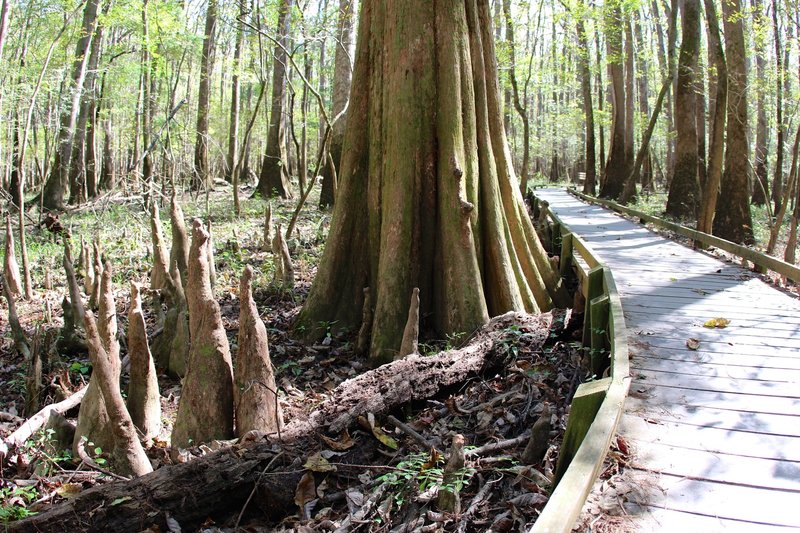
[686,338,700,350]
[294,472,317,520]
[370,425,399,450]
[56,483,83,499]
[704,317,730,328]
[360,414,399,449]
[109,496,132,506]
[319,430,356,451]
[509,492,548,507]
[304,452,337,473]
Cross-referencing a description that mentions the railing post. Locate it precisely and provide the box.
[559,232,573,278]
[589,294,610,377]
[553,377,611,485]
[582,266,605,347]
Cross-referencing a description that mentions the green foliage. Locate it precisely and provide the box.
[69,360,92,377]
[0,484,39,523]
[377,451,476,508]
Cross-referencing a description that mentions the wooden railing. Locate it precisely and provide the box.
[529,194,631,533]
[570,189,800,283]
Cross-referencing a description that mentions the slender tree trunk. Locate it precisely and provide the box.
[771,0,786,213]
[41,0,101,211]
[751,0,769,206]
[68,17,104,205]
[697,0,727,236]
[666,0,701,218]
[192,0,218,191]
[140,0,154,200]
[225,0,246,183]
[577,3,596,195]
[713,0,754,244]
[502,0,531,196]
[319,0,355,208]
[619,17,637,203]
[255,0,293,199]
[633,8,653,192]
[0,0,10,65]
[296,0,568,365]
[595,26,605,187]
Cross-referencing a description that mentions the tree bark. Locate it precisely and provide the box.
[192,0,218,191]
[666,0,701,218]
[255,0,293,199]
[770,0,786,213]
[4,214,23,298]
[697,0,727,236]
[319,0,355,208]
[502,0,532,196]
[41,0,101,211]
[225,0,246,183]
[168,191,189,292]
[235,266,282,436]
[0,0,10,66]
[149,203,170,291]
[750,0,769,206]
[600,0,630,199]
[140,0,155,199]
[67,9,104,205]
[73,261,118,457]
[576,0,596,196]
[127,282,161,441]
[83,308,153,477]
[619,16,637,203]
[713,0,754,244]
[171,220,234,448]
[296,0,568,365]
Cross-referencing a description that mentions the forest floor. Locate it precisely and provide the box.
[0,182,595,531]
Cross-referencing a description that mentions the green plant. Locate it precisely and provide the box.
[318,320,338,340]
[0,484,39,523]
[18,429,73,477]
[69,360,92,378]
[276,360,303,377]
[377,451,476,508]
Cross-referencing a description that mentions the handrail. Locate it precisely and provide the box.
[530,192,631,533]
[570,189,800,283]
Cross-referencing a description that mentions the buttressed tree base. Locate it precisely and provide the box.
[297,0,568,364]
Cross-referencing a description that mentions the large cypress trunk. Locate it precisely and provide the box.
[666,0,701,218]
[296,0,568,365]
[599,0,629,199]
[713,0,754,244]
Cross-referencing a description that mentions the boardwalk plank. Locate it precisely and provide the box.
[624,506,798,532]
[624,396,800,437]
[536,189,800,531]
[619,414,800,460]
[628,349,800,370]
[633,368,800,398]
[626,471,800,527]
[631,355,800,383]
[629,379,800,415]
[628,440,800,491]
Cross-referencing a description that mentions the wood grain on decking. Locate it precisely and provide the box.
[535,189,800,531]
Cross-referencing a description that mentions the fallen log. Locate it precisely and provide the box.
[0,386,87,459]
[11,311,552,532]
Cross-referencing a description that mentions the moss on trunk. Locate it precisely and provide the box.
[297,0,567,365]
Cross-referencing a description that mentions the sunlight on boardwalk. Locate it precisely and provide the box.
[536,189,800,532]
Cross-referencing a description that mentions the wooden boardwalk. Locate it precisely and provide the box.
[535,189,800,532]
